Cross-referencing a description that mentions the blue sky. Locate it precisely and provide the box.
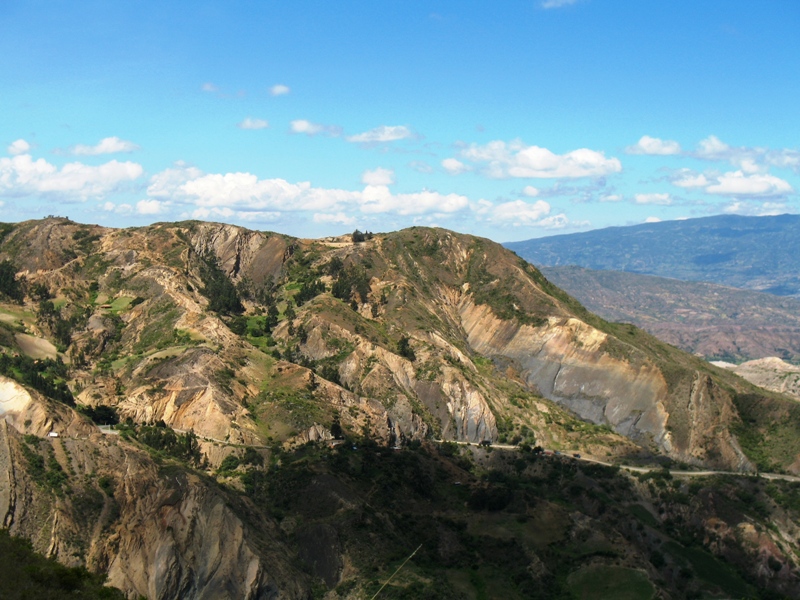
[1,0,799,242]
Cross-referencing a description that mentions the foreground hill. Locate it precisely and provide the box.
[0,218,799,598]
[506,213,800,297]
[540,266,800,363]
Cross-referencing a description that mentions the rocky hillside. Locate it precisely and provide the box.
[506,213,800,297]
[540,265,800,363]
[714,357,800,402]
[0,217,799,598]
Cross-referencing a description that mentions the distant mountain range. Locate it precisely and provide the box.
[506,214,800,297]
[540,265,800,363]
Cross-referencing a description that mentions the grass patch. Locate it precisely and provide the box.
[566,565,655,600]
[628,503,659,528]
[108,296,135,312]
[663,541,755,598]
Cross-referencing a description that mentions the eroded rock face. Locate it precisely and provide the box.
[459,297,752,470]
[0,394,309,600]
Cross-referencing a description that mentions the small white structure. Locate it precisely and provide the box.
[48,431,59,438]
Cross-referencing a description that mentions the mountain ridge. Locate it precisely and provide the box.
[1,217,800,598]
[505,213,800,296]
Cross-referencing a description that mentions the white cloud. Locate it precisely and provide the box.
[346,125,413,143]
[147,164,473,220]
[541,0,578,8]
[313,212,357,226]
[71,136,139,156]
[102,201,132,214]
[7,139,30,156]
[146,162,204,199]
[722,200,791,216]
[270,84,290,96]
[696,135,730,159]
[706,170,792,197]
[766,149,800,172]
[522,185,540,197]
[692,135,800,174]
[458,140,622,179]
[634,193,672,205]
[600,194,622,202]
[361,167,395,186]
[136,199,164,215]
[237,117,269,130]
[359,185,468,215]
[289,119,342,137]
[489,199,579,229]
[201,82,219,93]
[671,171,709,188]
[0,153,143,200]
[492,199,551,223]
[645,216,662,223]
[626,135,681,155]
[441,158,470,175]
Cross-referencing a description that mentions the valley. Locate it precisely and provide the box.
[538,265,800,364]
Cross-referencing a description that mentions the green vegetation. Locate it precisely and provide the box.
[121,421,204,467]
[20,436,68,493]
[567,565,655,600]
[662,541,755,598]
[79,404,119,425]
[197,251,243,315]
[331,264,371,303]
[0,529,125,599]
[0,352,74,405]
[0,259,24,303]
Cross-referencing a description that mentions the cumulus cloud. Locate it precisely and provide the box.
[671,170,709,188]
[457,140,621,179]
[441,158,470,175]
[645,217,662,223]
[270,84,290,96]
[346,125,413,143]
[492,199,552,224]
[146,162,204,199]
[696,135,730,160]
[634,193,672,205]
[361,167,395,186]
[600,194,622,202]
[489,199,580,229]
[289,119,342,137]
[626,135,681,155]
[359,185,468,215]
[237,117,269,130]
[7,139,30,156]
[71,137,139,156]
[136,199,164,215]
[706,171,792,197]
[0,153,143,200]
[522,185,540,197]
[146,165,468,220]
